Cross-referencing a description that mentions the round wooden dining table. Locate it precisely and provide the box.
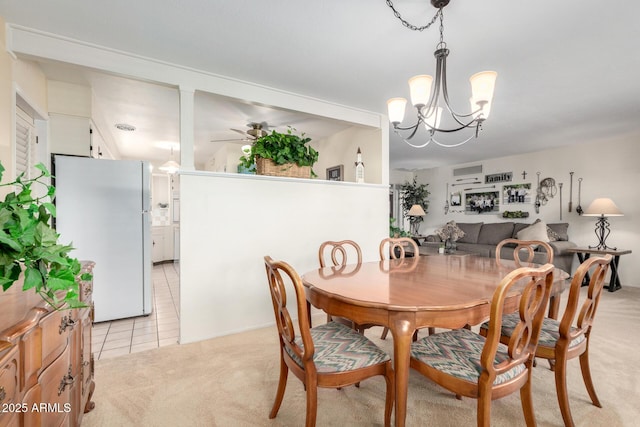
[302,254,568,427]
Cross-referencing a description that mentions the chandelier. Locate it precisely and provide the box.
[386,0,497,148]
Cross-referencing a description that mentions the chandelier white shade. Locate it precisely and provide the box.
[386,0,497,149]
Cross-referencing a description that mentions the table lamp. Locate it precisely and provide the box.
[582,197,623,250]
[408,204,426,236]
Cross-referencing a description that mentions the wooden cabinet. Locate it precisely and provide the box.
[0,262,95,427]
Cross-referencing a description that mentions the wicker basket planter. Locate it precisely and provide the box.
[256,157,311,179]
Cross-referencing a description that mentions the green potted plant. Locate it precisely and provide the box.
[389,218,409,238]
[0,162,89,309]
[244,127,319,178]
[400,177,430,235]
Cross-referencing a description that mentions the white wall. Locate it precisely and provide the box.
[314,126,383,184]
[402,136,640,287]
[179,172,389,343]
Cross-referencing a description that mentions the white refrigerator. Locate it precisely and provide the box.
[53,155,152,322]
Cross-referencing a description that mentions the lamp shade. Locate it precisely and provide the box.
[408,75,433,107]
[408,204,426,216]
[470,71,497,105]
[583,198,623,217]
[387,97,407,124]
[159,160,180,174]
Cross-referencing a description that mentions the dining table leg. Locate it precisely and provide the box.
[389,312,416,427]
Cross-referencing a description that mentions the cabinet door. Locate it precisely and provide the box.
[152,229,164,263]
[0,345,21,426]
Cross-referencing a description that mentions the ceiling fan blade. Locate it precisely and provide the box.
[209,138,250,143]
[230,128,247,135]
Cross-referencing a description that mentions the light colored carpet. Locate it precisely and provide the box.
[83,287,640,426]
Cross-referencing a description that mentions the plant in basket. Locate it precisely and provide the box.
[0,161,90,309]
[244,127,319,178]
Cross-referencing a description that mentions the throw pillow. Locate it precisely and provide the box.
[435,220,466,242]
[530,218,563,241]
[547,223,569,241]
[516,220,550,244]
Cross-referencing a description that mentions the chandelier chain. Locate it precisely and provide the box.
[386,0,441,32]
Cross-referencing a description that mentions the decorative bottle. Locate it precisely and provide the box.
[355,147,365,183]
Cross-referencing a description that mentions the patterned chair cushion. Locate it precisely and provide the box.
[411,328,525,385]
[480,313,586,349]
[285,321,390,373]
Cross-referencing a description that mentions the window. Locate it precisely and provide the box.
[15,106,37,179]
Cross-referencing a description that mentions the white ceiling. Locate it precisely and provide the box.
[2,0,639,170]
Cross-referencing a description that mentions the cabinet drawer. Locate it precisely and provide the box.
[40,310,76,370]
[30,344,72,427]
[0,345,20,425]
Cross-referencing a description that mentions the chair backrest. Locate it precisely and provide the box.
[558,255,612,342]
[481,263,555,384]
[496,238,554,267]
[264,256,314,367]
[379,237,419,260]
[318,240,362,268]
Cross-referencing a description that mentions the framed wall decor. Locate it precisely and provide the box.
[450,191,462,207]
[502,183,532,204]
[465,190,500,214]
[326,164,344,181]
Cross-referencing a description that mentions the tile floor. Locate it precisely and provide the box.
[92,262,180,360]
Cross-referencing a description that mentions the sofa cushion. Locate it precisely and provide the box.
[477,222,515,245]
[516,220,550,244]
[547,223,569,241]
[456,223,483,244]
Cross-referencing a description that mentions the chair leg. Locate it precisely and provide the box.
[579,349,602,408]
[520,371,536,427]
[269,358,289,419]
[554,354,576,427]
[305,377,318,427]
[383,362,395,427]
[381,327,389,340]
[476,386,492,427]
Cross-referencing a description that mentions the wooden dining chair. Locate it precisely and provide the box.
[495,238,554,267]
[482,255,612,427]
[378,237,426,340]
[264,256,394,427]
[410,263,555,427]
[318,240,374,334]
[379,237,419,260]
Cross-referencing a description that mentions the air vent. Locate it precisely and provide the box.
[453,165,482,177]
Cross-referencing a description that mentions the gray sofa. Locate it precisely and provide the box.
[422,221,577,274]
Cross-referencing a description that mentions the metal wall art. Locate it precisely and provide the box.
[484,172,512,184]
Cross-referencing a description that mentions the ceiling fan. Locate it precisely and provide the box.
[210,122,270,143]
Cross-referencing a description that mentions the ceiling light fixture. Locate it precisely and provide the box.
[159,146,180,174]
[386,0,497,148]
[115,123,136,132]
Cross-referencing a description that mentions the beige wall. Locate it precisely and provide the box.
[314,126,382,184]
[1,17,50,185]
[0,16,13,180]
[403,136,640,287]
